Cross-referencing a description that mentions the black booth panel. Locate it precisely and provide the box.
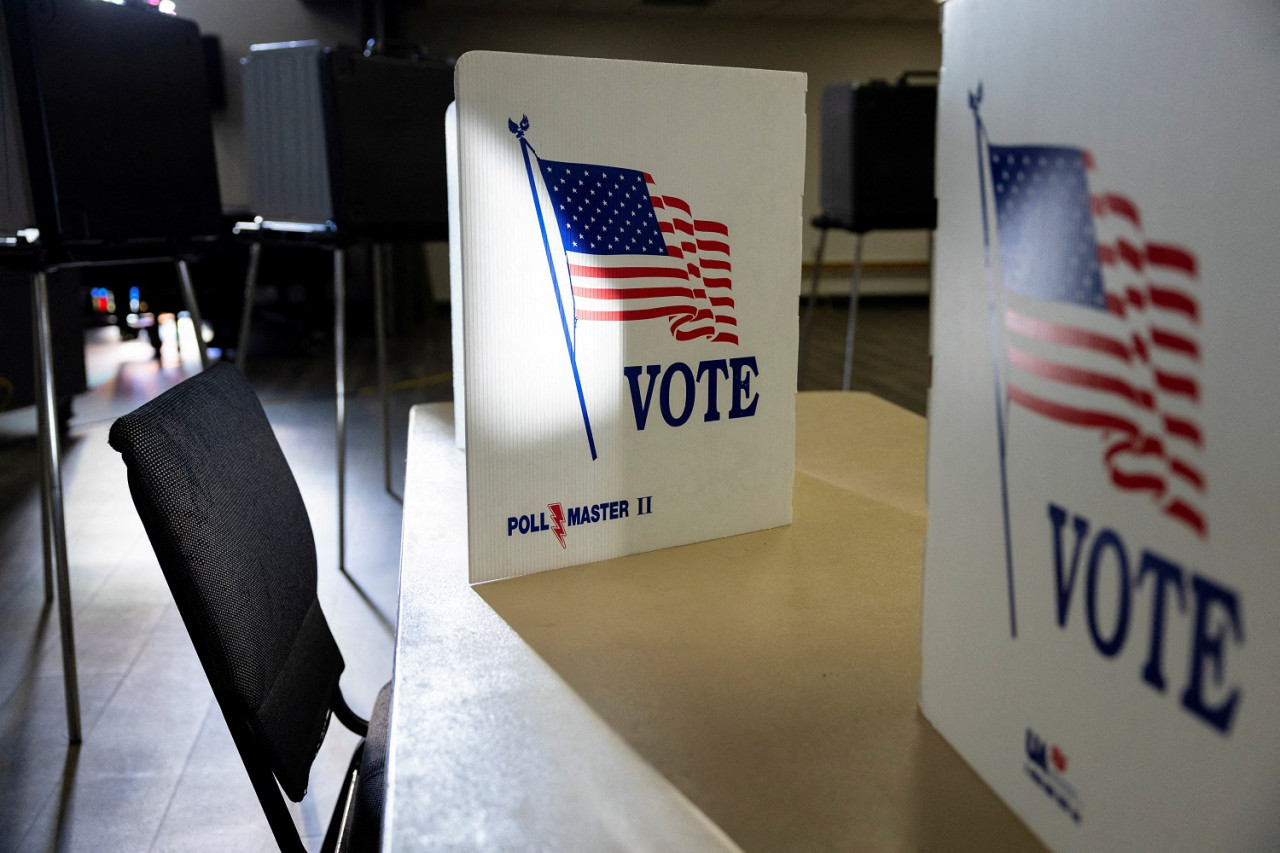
[18,0,222,243]
[321,49,453,240]
[820,81,937,233]
[850,85,936,232]
[0,4,33,233]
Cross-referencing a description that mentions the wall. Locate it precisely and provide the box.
[400,9,941,294]
[174,0,359,210]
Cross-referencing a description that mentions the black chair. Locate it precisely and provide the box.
[107,363,388,853]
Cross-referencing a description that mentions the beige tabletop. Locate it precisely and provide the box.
[389,392,1045,851]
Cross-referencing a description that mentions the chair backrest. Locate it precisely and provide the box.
[108,362,343,803]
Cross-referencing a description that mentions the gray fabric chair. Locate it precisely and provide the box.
[108,362,388,853]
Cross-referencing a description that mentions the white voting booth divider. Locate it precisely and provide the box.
[923,1,1280,850]
[451,52,806,583]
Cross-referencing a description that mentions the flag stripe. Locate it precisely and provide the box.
[1151,328,1199,358]
[1149,286,1198,321]
[1171,457,1206,491]
[568,263,687,280]
[1165,500,1207,537]
[1008,345,1154,408]
[579,306,691,322]
[1148,243,1198,276]
[1091,193,1141,228]
[574,285,699,301]
[1154,370,1199,402]
[1163,416,1203,447]
[1005,308,1134,362]
[1008,383,1138,435]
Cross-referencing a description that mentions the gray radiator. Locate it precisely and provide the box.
[242,41,333,224]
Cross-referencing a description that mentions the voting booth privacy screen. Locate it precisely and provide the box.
[243,41,452,239]
[818,79,936,233]
[453,52,806,583]
[922,0,1280,849]
[0,0,222,244]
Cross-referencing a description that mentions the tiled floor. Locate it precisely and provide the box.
[0,294,926,851]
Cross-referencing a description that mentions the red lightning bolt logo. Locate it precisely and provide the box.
[548,503,567,548]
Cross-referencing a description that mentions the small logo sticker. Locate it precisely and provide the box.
[1024,727,1082,824]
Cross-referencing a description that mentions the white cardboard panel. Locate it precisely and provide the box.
[922,1,1280,850]
[446,101,466,449]
[456,51,806,583]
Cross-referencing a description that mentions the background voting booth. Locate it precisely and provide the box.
[237,40,452,619]
[1,0,223,742]
[800,74,936,389]
[451,52,806,583]
[922,0,1280,850]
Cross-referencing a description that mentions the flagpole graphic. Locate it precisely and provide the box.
[511,115,598,462]
[971,85,1019,640]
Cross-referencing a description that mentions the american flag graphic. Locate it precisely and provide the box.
[538,158,738,344]
[989,145,1206,538]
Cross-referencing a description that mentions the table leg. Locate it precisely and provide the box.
[31,270,81,744]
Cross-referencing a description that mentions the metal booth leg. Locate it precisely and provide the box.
[372,244,401,503]
[235,241,262,373]
[175,258,211,370]
[32,271,82,744]
[333,247,347,574]
[798,225,829,386]
[34,319,52,603]
[334,245,394,632]
[38,446,53,603]
[841,233,864,392]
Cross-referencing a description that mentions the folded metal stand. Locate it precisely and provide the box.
[3,238,214,743]
[233,220,396,632]
[798,215,866,391]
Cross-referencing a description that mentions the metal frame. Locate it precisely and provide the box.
[842,233,865,392]
[798,222,865,392]
[234,225,396,631]
[175,258,211,369]
[221,681,369,853]
[13,252,213,743]
[31,269,80,743]
[372,244,401,504]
